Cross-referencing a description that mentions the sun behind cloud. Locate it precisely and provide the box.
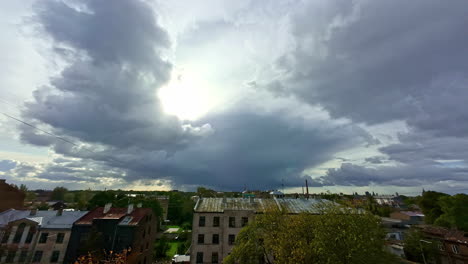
[158,68,216,121]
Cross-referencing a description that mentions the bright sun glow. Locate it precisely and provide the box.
[158,69,215,120]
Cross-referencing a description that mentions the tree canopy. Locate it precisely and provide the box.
[224,204,398,264]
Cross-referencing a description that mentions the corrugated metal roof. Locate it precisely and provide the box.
[194,198,331,214]
[0,209,88,229]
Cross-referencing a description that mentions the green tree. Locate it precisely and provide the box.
[403,229,437,263]
[167,192,194,226]
[224,204,397,264]
[154,235,170,259]
[418,191,448,224]
[51,186,68,201]
[435,194,468,231]
[197,187,218,197]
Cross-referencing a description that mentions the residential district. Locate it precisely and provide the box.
[0,179,467,264]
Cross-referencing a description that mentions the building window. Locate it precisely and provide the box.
[56,233,65,244]
[196,252,203,264]
[198,234,205,244]
[19,250,28,263]
[39,233,48,243]
[13,223,26,243]
[241,217,249,227]
[199,216,206,227]
[213,216,220,227]
[25,231,34,243]
[229,217,236,228]
[212,252,219,263]
[452,244,460,254]
[212,234,219,244]
[1,230,10,243]
[33,251,43,262]
[228,234,235,245]
[50,250,60,263]
[5,250,16,263]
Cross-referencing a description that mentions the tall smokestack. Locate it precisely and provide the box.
[305,179,309,200]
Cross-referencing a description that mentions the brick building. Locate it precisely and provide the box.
[420,225,468,264]
[190,197,330,264]
[65,204,157,264]
[0,179,25,213]
[0,209,88,263]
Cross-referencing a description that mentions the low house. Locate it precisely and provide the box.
[65,204,157,264]
[0,209,88,263]
[0,179,25,213]
[419,225,468,264]
[390,211,425,225]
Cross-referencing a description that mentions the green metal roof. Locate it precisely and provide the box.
[194,197,331,214]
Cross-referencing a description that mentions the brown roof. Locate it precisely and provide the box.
[420,225,468,245]
[74,207,151,226]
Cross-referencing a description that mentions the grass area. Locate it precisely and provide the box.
[166,242,182,257]
[165,225,181,229]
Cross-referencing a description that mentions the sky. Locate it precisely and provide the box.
[1,0,468,195]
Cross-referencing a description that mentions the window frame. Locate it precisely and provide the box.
[451,244,460,254]
[50,250,60,263]
[229,217,236,228]
[228,234,235,245]
[196,252,204,264]
[213,216,220,227]
[33,250,43,262]
[211,252,219,264]
[199,216,206,227]
[212,234,219,244]
[198,234,205,244]
[56,233,65,244]
[38,232,48,244]
[241,217,249,227]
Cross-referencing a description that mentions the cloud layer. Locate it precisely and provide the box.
[1,0,467,193]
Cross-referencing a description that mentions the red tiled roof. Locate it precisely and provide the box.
[74,207,151,226]
[420,225,468,244]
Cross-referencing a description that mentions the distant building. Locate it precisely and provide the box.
[419,225,468,264]
[65,204,157,264]
[374,195,403,207]
[190,197,330,264]
[390,211,425,225]
[0,209,88,263]
[155,196,169,221]
[0,179,25,213]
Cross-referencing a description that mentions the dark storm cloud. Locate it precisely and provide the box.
[21,0,194,152]
[262,0,468,189]
[111,109,375,190]
[15,0,377,190]
[320,162,468,188]
[270,0,468,131]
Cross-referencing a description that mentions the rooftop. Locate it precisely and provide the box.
[74,207,152,226]
[399,211,424,217]
[0,209,88,229]
[420,225,468,245]
[194,197,331,214]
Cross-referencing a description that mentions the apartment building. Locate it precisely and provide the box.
[190,197,329,264]
[65,204,157,264]
[0,209,88,264]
